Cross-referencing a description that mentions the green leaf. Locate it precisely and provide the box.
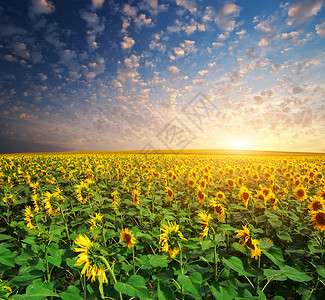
[316,265,325,278]
[25,278,59,299]
[114,275,149,300]
[263,269,287,281]
[257,289,266,300]
[177,273,202,296]
[0,244,15,267]
[0,234,13,241]
[45,243,62,267]
[210,281,236,300]
[263,246,284,267]
[280,265,313,282]
[59,286,83,300]
[277,231,292,242]
[157,280,174,300]
[149,254,169,268]
[222,256,246,276]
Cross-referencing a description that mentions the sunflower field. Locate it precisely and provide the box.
[1,151,325,300]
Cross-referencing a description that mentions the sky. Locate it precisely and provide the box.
[0,0,324,153]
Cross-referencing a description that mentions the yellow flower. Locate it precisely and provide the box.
[43,191,60,216]
[209,199,226,221]
[308,196,324,212]
[198,211,213,244]
[236,225,261,260]
[197,189,206,204]
[310,211,325,232]
[133,188,140,206]
[88,213,103,234]
[120,228,136,248]
[74,234,108,283]
[226,178,236,189]
[166,187,174,201]
[215,191,226,201]
[294,186,307,201]
[187,178,196,188]
[75,181,92,204]
[238,186,251,207]
[111,191,119,210]
[159,221,187,258]
[24,206,36,230]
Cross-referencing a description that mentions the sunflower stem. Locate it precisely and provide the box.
[60,208,72,248]
[100,256,123,300]
[132,246,136,275]
[254,255,261,295]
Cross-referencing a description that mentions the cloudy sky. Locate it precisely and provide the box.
[0,0,324,153]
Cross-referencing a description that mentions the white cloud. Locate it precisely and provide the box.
[121,36,135,49]
[29,0,55,18]
[0,25,28,36]
[138,0,167,15]
[134,14,152,27]
[168,66,180,75]
[91,0,105,10]
[4,54,18,62]
[175,0,197,14]
[214,3,241,33]
[123,4,138,18]
[287,0,323,26]
[258,38,269,47]
[315,21,325,37]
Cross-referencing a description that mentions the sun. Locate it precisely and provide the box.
[229,138,248,150]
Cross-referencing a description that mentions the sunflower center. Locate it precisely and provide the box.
[215,205,222,214]
[316,212,325,225]
[246,237,255,250]
[313,201,323,211]
[168,230,180,249]
[297,189,305,197]
[243,192,249,201]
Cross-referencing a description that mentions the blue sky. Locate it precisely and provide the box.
[0,0,324,153]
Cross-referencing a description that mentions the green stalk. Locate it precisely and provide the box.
[60,208,72,247]
[132,246,136,275]
[100,256,123,300]
[254,256,261,295]
[314,230,325,291]
[179,243,184,300]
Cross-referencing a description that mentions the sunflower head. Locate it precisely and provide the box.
[74,234,108,283]
[294,186,307,201]
[166,187,174,201]
[308,196,324,212]
[159,221,187,258]
[187,178,196,188]
[216,191,226,201]
[120,228,136,248]
[310,211,325,232]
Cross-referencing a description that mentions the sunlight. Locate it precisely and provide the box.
[228,138,249,150]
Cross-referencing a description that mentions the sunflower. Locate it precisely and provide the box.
[88,213,104,234]
[166,187,174,201]
[209,199,226,221]
[226,178,236,189]
[216,191,226,201]
[120,228,136,248]
[111,190,119,210]
[197,189,206,205]
[310,211,325,232]
[74,234,108,283]
[75,181,91,204]
[198,211,213,244]
[236,225,261,260]
[159,221,187,258]
[43,191,60,216]
[251,172,260,182]
[246,237,262,260]
[24,206,36,230]
[317,188,325,201]
[31,193,40,212]
[237,176,244,186]
[199,179,207,190]
[187,177,196,188]
[294,186,307,201]
[236,224,250,246]
[238,186,251,207]
[308,196,324,212]
[133,188,140,206]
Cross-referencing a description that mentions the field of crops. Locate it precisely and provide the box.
[1,150,325,299]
